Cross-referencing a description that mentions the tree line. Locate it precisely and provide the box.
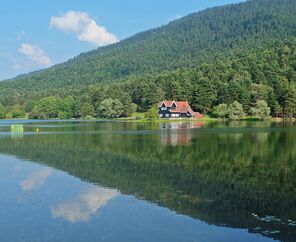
[0,39,295,120]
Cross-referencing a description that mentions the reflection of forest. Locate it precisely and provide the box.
[0,121,295,241]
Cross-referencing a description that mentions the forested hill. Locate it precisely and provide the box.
[1,0,296,94]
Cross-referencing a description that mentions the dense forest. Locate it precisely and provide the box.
[0,0,295,119]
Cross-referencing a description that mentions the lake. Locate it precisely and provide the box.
[0,120,295,242]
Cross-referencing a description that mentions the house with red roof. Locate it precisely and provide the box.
[159,101,203,118]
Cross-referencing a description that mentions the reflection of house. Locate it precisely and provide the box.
[160,122,204,146]
[159,101,203,118]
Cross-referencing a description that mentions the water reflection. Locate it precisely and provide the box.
[160,122,203,146]
[20,168,52,191]
[0,120,295,242]
[52,187,119,223]
[10,124,24,140]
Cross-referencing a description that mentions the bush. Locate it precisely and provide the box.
[212,104,228,118]
[144,106,159,119]
[78,102,96,118]
[97,98,123,118]
[228,101,245,120]
[249,100,271,120]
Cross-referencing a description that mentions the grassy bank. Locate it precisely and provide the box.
[116,113,294,123]
[0,112,294,123]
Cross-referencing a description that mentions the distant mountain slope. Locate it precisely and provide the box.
[1,0,296,94]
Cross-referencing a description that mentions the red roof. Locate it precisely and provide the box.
[175,101,190,107]
[194,112,203,119]
[159,101,190,108]
[159,100,195,115]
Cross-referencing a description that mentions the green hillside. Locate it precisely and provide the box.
[0,0,295,118]
[1,0,296,90]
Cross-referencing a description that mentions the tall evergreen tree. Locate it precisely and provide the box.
[284,87,296,118]
[192,79,216,113]
[0,103,6,119]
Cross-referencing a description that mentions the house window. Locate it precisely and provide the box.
[161,107,167,111]
[159,114,164,118]
[165,114,170,117]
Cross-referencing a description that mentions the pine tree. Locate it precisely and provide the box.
[284,87,296,118]
[0,103,6,119]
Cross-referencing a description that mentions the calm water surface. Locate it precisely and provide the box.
[0,120,295,242]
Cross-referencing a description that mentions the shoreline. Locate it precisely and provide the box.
[0,117,294,123]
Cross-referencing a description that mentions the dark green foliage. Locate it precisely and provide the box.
[227,80,251,112]
[58,96,75,119]
[144,105,159,119]
[283,85,296,118]
[250,84,271,106]
[122,100,137,118]
[0,0,296,118]
[24,100,36,113]
[97,98,123,118]
[213,104,228,118]
[250,100,271,120]
[129,80,164,112]
[0,103,6,119]
[78,102,96,118]
[228,101,246,120]
[191,78,216,113]
[1,0,296,92]
[29,96,61,119]
[110,92,137,117]
[1,38,296,119]
[10,105,26,118]
[166,81,182,100]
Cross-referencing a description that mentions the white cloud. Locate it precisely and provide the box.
[20,168,52,191]
[51,187,119,223]
[175,14,182,20]
[18,43,52,66]
[50,11,118,46]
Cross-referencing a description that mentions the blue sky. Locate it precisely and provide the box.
[0,0,244,80]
